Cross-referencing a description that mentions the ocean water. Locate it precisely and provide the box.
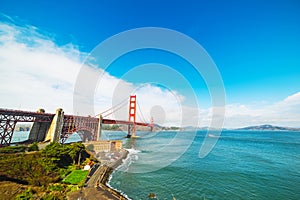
[106,130,300,200]
[11,131,82,143]
[11,130,300,199]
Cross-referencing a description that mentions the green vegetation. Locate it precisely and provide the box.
[0,152,59,186]
[0,142,95,199]
[28,142,39,151]
[0,145,28,154]
[0,142,39,154]
[13,183,81,200]
[102,124,120,130]
[16,188,34,200]
[42,142,86,167]
[63,170,89,185]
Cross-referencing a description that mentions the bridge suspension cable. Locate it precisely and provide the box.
[96,97,129,118]
[96,95,150,124]
[102,102,128,118]
[137,100,147,123]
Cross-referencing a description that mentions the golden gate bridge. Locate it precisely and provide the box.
[0,95,154,147]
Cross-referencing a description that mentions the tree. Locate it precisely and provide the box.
[68,143,85,165]
[42,142,72,167]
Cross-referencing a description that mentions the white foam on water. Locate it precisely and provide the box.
[117,148,140,172]
[106,148,141,199]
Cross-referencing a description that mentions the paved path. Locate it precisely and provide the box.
[67,150,128,200]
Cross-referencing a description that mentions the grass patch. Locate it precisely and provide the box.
[63,170,88,185]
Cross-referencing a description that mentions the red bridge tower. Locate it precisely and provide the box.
[127,95,137,138]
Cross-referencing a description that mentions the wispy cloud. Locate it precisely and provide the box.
[0,20,193,127]
[0,20,84,112]
[222,92,300,128]
[0,19,299,128]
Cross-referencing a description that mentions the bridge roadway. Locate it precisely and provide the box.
[102,118,148,126]
[0,108,54,122]
[0,108,150,146]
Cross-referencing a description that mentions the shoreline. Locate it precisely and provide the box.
[68,149,129,200]
[97,149,129,200]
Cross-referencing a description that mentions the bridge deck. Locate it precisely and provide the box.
[0,108,54,122]
[102,119,149,126]
[0,108,151,146]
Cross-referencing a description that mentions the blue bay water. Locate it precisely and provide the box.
[106,130,300,200]
[11,130,300,199]
[11,131,82,143]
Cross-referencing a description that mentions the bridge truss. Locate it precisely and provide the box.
[61,115,99,143]
[0,109,54,146]
[0,95,153,147]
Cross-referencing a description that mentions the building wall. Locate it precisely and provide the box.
[115,141,122,150]
[84,140,122,153]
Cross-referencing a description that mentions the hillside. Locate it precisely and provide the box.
[236,124,300,131]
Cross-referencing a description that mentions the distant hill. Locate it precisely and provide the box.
[236,124,300,131]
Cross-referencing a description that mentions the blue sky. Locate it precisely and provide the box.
[0,0,300,127]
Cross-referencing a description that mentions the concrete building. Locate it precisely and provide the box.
[84,140,122,153]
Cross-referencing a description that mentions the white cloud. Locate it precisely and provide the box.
[193,92,300,129]
[0,21,198,127]
[222,92,300,128]
[1,20,299,128]
[282,92,300,105]
[95,77,190,126]
[0,22,85,113]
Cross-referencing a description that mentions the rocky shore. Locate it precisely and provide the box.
[68,149,129,200]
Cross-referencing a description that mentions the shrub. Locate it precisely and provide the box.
[48,183,64,192]
[0,145,28,154]
[16,188,34,200]
[28,142,39,152]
